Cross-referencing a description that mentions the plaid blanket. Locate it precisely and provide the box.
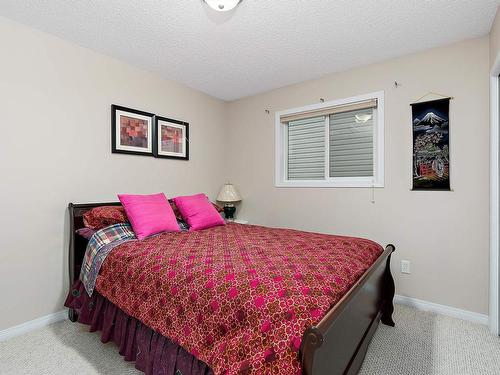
[80,223,136,296]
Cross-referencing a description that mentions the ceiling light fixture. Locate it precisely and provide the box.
[203,0,242,12]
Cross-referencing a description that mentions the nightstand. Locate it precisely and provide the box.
[232,219,248,224]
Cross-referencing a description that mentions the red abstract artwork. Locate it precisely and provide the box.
[120,115,148,148]
[161,125,183,154]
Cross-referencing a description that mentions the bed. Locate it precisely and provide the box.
[66,202,395,375]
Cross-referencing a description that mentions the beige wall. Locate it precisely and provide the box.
[0,17,227,330]
[226,37,490,314]
[491,7,500,69]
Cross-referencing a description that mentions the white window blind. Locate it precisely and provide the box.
[287,116,325,180]
[329,108,374,178]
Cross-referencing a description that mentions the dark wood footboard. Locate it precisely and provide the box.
[300,244,396,375]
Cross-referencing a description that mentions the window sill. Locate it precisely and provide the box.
[275,180,384,188]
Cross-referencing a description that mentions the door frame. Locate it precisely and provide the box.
[490,55,500,336]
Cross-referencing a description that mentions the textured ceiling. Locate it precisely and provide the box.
[0,0,498,101]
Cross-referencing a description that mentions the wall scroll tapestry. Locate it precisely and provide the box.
[411,98,450,190]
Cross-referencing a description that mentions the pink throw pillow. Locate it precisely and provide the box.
[118,193,180,240]
[173,193,225,231]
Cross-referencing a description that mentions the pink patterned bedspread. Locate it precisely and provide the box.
[95,223,383,374]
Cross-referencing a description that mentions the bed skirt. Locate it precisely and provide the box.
[64,280,214,375]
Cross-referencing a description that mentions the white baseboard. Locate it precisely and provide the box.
[395,295,489,325]
[0,310,67,342]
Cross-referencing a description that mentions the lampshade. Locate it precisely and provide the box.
[203,0,242,12]
[217,183,241,202]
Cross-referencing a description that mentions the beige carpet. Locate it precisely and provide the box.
[1,305,499,375]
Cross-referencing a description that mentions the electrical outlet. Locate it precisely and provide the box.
[401,260,411,274]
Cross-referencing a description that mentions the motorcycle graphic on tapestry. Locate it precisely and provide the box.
[411,98,450,191]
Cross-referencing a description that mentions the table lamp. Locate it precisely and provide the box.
[216,183,241,220]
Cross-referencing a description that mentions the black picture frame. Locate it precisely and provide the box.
[111,104,155,157]
[153,115,189,160]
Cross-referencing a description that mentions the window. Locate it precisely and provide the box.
[275,91,384,187]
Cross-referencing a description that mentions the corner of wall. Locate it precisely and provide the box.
[490,5,500,69]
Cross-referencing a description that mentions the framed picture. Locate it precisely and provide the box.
[154,116,189,160]
[411,98,450,191]
[111,105,154,156]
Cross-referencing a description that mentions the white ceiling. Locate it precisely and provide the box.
[0,0,498,101]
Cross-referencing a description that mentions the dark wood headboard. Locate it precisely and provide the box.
[67,202,121,321]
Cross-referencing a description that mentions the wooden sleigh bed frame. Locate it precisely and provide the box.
[68,202,396,375]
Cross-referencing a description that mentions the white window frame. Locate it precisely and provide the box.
[275,91,385,188]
